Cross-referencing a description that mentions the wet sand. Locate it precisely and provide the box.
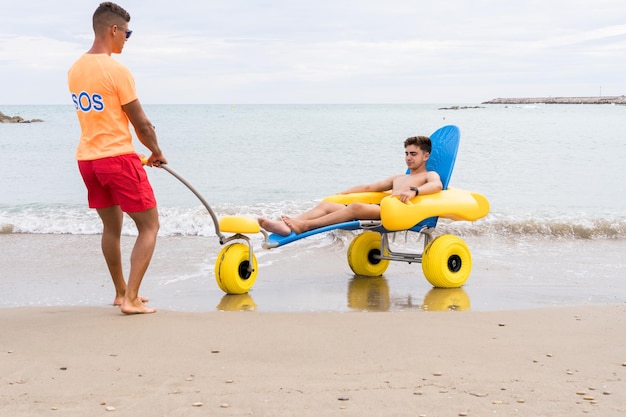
[1,233,625,312]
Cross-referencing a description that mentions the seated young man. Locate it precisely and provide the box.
[258,135,443,236]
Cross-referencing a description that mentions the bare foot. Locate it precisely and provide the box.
[113,295,149,306]
[283,217,307,234]
[258,217,292,236]
[120,298,157,315]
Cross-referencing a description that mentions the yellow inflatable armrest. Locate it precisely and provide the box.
[322,191,391,205]
[380,188,490,231]
[219,216,261,234]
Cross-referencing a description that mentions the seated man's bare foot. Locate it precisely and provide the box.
[284,217,307,234]
[258,217,292,236]
[113,295,149,306]
[120,298,157,314]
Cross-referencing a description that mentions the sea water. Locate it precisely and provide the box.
[1,104,625,311]
[1,103,625,237]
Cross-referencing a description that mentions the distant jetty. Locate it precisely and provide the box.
[482,96,626,105]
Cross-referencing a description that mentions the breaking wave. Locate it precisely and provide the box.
[1,203,625,240]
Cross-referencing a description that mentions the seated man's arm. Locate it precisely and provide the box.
[339,176,397,194]
[419,171,443,195]
[394,172,443,203]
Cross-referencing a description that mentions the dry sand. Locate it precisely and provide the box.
[2,305,625,416]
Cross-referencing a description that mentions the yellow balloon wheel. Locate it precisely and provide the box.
[422,235,472,288]
[214,243,258,294]
[347,231,390,277]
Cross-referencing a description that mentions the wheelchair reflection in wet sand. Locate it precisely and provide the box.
[216,278,471,312]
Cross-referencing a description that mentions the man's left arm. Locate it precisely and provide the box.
[123,99,167,166]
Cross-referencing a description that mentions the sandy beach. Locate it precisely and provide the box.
[1,305,625,416]
[1,233,626,416]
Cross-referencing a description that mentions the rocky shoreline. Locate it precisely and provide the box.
[482,96,626,105]
[0,111,44,123]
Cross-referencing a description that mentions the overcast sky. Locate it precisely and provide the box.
[2,0,625,104]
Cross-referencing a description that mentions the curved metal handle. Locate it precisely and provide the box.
[157,163,225,242]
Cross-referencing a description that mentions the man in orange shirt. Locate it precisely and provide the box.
[68,2,165,314]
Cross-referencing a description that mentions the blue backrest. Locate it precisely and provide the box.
[406,125,459,190]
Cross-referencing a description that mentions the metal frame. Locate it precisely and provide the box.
[377,227,434,264]
[159,164,259,273]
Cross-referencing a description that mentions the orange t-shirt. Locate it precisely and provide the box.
[68,54,138,160]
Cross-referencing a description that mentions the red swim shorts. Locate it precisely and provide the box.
[78,154,157,213]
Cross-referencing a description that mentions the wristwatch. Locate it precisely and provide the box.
[410,187,419,196]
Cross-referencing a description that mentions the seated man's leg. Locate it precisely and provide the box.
[285,202,380,234]
[258,201,346,236]
[258,217,291,236]
[287,201,346,221]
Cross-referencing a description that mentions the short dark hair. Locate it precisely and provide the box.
[404,135,432,154]
[93,2,130,32]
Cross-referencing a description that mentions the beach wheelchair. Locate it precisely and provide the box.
[155,125,490,294]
